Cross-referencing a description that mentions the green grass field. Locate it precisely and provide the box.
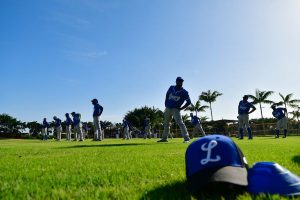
[0,136,299,200]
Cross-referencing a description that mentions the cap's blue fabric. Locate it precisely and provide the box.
[176,77,184,82]
[186,135,246,177]
[248,162,300,196]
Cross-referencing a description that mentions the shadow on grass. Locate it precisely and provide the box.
[140,181,190,200]
[292,156,300,165]
[140,181,246,200]
[58,143,151,149]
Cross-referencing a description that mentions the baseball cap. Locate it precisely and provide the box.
[185,135,248,193]
[248,162,300,196]
[91,98,98,103]
[176,77,184,82]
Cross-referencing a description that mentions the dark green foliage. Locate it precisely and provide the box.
[0,114,26,137]
[26,121,42,136]
[124,106,164,129]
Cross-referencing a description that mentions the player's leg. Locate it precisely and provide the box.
[65,125,68,140]
[282,117,288,138]
[197,123,206,136]
[93,116,99,140]
[79,125,83,141]
[74,126,78,141]
[244,114,252,139]
[42,128,45,140]
[58,126,62,141]
[159,108,172,141]
[191,125,198,139]
[238,115,244,139]
[275,120,281,138]
[45,128,49,140]
[124,127,128,139]
[148,126,152,139]
[68,125,71,141]
[172,108,189,142]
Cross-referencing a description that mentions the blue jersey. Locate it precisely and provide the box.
[123,120,129,128]
[42,120,50,128]
[144,118,150,128]
[65,116,73,126]
[191,116,200,126]
[238,100,255,115]
[73,113,81,126]
[272,108,285,120]
[54,118,62,127]
[93,103,103,117]
[165,86,191,109]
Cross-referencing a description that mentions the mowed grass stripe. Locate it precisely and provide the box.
[0,137,299,199]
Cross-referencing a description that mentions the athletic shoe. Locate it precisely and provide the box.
[183,137,190,143]
[275,135,279,138]
[157,139,168,142]
[283,136,286,138]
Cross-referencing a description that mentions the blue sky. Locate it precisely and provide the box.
[1,0,300,123]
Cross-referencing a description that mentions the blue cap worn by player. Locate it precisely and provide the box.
[176,77,184,82]
[185,135,248,194]
[248,162,300,196]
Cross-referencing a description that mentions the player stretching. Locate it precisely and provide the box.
[53,116,62,141]
[71,112,83,141]
[123,119,130,140]
[158,77,191,143]
[190,113,206,138]
[42,118,50,140]
[65,113,73,141]
[91,98,104,141]
[238,95,256,139]
[143,117,152,139]
[271,104,288,138]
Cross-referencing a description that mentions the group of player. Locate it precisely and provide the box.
[41,76,288,142]
[157,76,288,142]
[41,99,103,141]
[237,95,288,139]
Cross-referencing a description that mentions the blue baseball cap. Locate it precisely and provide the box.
[186,135,248,193]
[248,162,300,196]
[176,77,184,82]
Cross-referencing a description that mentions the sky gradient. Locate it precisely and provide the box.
[1,0,300,123]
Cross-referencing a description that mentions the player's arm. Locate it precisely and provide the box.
[248,104,256,114]
[180,94,191,110]
[164,93,168,106]
[165,89,171,107]
[283,108,287,115]
[99,105,103,116]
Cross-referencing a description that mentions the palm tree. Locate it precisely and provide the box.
[289,107,300,133]
[185,100,209,116]
[248,89,274,119]
[278,93,300,119]
[199,90,222,121]
[289,108,300,122]
[182,114,190,124]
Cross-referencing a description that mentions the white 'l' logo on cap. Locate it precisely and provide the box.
[200,140,221,165]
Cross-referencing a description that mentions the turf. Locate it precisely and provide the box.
[0,136,299,200]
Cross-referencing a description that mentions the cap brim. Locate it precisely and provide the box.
[188,166,248,193]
